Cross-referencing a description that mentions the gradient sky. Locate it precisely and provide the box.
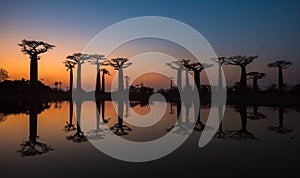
[0,0,299,90]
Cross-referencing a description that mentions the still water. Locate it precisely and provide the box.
[0,101,299,177]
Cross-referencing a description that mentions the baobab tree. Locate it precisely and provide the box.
[89,54,106,94]
[247,72,266,92]
[107,58,132,92]
[18,39,55,87]
[226,55,257,92]
[227,104,258,140]
[187,62,213,92]
[101,68,110,93]
[166,60,184,92]
[66,53,88,93]
[64,99,76,131]
[18,101,53,156]
[0,68,9,82]
[269,105,293,134]
[267,60,292,93]
[181,59,192,92]
[63,60,77,94]
[212,57,226,91]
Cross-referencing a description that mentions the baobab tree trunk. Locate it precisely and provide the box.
[278,67,284,93]
[30,57,38,88]
[102,72,105,93]
[69,68,73,94]
[194,71,200,92]
[240,66,247,92]
[185,69,190,89]
[96,70,101,94]
[29,107,38,143]
[118,68,124,92]
[177,69,182,91]
[218,63,223,91]
[240,105,247,131]
[76,63,82,91]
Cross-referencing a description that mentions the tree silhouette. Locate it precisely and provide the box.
[181,59,192,92]
[66,99,87,143]
[269,105,293,134]
[186,62,213,92]
[18,101,53,157]
[64,99,76,131]
[166,61,184,91]
[110,99,132,135]
[226,55,257,92]
[107,58,132,92]
[0,68,9,82]
[227,104,258,140]
[247,72,266,92]
[247,105,265,120]
[18,39,55,88]
[66,53,88,93]
[88,54,106,94]
[101,68,110,93]
[267,60,292,93]
[63,60,77,94]
[212,57,226,91]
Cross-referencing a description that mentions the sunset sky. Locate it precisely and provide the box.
[0,0,299,91]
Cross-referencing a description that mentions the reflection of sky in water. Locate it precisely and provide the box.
[0,102,299,177]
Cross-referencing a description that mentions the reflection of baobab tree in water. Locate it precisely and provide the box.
[214,103,228,139]
[247,105,265,120]
[110,99,132,136]
[86,100,107,140]
[66,99,87,143]
[64,99,76,132]
[167,100,196,135]
[269,105,293,134]
[18,101,53,157]
[227,104,258,140]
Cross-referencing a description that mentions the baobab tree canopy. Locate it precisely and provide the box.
[187,62,213,72]
[66,53,88,63]
[247,72,266,79]
[18,39,55,58]
[108,58,132,70]
[226,55,258,66]
[267,60,292,69]
[63,60,77,71]
[212,57,226,65]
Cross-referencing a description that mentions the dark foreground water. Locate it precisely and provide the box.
[0,101,299,177]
